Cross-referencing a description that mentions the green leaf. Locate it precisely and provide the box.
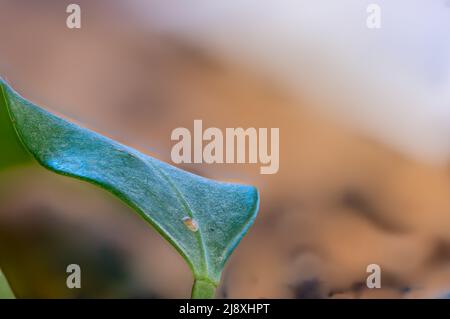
[0,79,31,171]
[0,268,14,299]
[0,78,259,298]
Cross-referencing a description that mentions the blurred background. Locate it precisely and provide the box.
[1,0,450,298]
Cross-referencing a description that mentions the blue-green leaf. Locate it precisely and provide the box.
[0,78,259,298]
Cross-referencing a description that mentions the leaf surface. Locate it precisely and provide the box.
[0,79,30,170]
[0,79,259,290]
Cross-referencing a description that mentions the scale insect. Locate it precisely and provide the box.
[182,216,199,232]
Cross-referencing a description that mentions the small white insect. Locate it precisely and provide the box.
[182,216,199,232]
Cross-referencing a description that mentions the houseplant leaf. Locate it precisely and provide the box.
[0,78,259,298]
[0,268,14,299]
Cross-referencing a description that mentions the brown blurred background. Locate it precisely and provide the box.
[1,0,450,298]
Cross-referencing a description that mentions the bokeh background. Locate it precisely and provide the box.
[1,0,450,298]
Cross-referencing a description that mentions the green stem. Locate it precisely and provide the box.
[191,279,217,299]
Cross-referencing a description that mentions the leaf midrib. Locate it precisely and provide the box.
[145,158,211,279]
